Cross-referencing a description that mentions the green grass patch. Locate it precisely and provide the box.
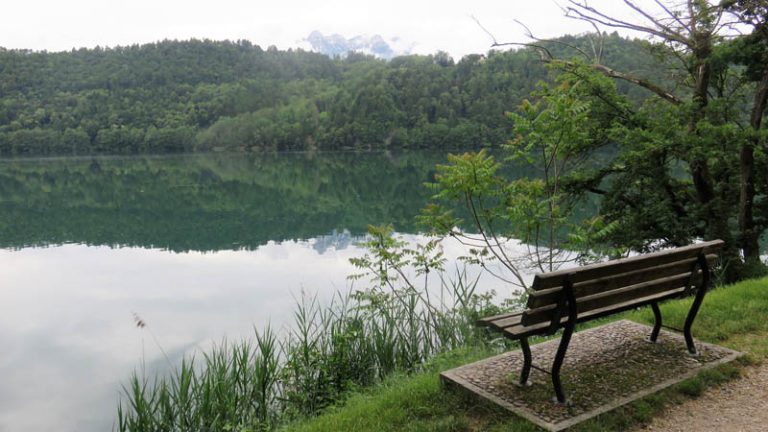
[286,276,768,432]
[282,347,539,432]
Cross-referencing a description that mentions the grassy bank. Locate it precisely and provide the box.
[283,276,768,432]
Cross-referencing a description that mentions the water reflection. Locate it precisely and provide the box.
[0,151,517,431]
[0,234,514,431]
[0,152,442,251]
[0,238,360,431]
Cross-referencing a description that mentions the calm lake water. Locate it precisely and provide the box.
[0,151,516,431]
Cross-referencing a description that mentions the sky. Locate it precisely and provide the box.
[1,0,661,58]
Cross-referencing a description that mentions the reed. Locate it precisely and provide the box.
[117,227,507,431]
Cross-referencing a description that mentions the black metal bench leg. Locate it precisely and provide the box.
[550,275,577,405]
[684,298,702,355]
[649,302,662,343]
[552,321,575,404]
[519,337,532,386]
[683,253,711,356]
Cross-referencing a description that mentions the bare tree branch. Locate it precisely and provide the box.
[514,18,592,61]
[654,0,692,32]
[488,40,555,62]
[584,21,606,63]
[564,0,689,45]
[472,9,684,105]
[622,0,687,40]
[471,14,499,46]
[590,62,683,104]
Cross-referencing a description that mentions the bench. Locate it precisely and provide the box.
[477,239,724,404]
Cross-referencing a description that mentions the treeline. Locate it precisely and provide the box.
[0,35,661,155]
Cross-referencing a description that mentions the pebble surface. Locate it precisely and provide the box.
[443,320,739,429]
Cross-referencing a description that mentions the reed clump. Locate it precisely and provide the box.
[117,226,508,431]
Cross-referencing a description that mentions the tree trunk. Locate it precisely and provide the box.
[739,63,768,264]
[687,31,746,280]
[688,37,721,239]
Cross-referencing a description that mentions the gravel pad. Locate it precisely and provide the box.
[440,320,742,431]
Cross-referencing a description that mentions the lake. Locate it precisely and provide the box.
[0,151,517,431]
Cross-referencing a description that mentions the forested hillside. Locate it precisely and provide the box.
[0,34,659,155]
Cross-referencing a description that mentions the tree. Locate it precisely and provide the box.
[502,0,768,279]
[419,74,619,290]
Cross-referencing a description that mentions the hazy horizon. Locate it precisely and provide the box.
[1,1,660,58]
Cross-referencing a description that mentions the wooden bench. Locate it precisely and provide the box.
[477,240,724,404]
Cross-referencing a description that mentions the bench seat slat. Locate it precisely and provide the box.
[528,254,716,309]
[476,310,524,327]
[496,286,687,339]
[522,271,695,326]
[531,240,723,291]
[486,313,524,330]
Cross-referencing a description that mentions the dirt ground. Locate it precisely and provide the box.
[633,364,768,432]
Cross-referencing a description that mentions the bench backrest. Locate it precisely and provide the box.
[520,240,724,327]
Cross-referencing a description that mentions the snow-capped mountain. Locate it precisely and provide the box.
[303,31,414,59]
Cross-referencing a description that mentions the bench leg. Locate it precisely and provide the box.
[683,253,711,356]
[684,294,704,355]
[550,276,577,405]
[649,302,662,343]
[519,337,532,386]
[552,322,575,404]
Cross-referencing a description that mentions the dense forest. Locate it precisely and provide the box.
[0,34,660,155]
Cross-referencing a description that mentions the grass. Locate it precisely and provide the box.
[283,276,768,432]
[282,347,540,432]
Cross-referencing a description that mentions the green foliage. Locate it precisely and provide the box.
[0,35,660,155]
[519,4,768,279]
[504,78,599,257]
[603,83,760,256]
[117,331,281,432]
[419,74,621,288]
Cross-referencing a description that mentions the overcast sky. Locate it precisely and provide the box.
[1,1,661,58]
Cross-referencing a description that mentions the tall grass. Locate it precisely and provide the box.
[116,227,507,431]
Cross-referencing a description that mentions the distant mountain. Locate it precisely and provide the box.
[304,31,414,59]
